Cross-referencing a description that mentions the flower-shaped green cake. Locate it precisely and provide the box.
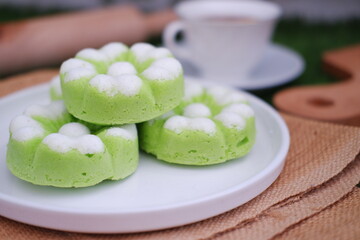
[6,101,138,188]
[138,81,256,165]
[60,42,184,125]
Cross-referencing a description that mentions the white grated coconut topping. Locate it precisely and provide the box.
[64,68,97,82]
[164,116,216,135]
[183,81,204,101]
[222,103,254,119]
[59,122,90,137]
[100,42,128,61]
[60,58,97,82]
[24,101,67,120]
[214,112,246,130]
[130,43,172,63]
[76,48,108,62]
[147,47,172,60]
[152,58,182,75]
[10,115,44,141]
[89,74,142,97]
[130,43,155,63]
[183,103,211,118]
[12,127,44,142]
[106,124,137,140]
[43,123,104,154]
[107,62,137,77]
[207,86,247,106]
[10,101,68,142]
[142,58,182,81]
[60,58,95,75]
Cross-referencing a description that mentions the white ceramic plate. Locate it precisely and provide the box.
[183,44,304,90]
[0,84,289,233]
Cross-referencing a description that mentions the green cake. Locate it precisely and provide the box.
[138,81,256,165]
[6,101,138,188]
[60,42,184,125]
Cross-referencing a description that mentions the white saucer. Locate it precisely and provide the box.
[182,44,304,90]
[0,84,289,233]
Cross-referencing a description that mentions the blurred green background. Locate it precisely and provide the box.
[0,6,359,103]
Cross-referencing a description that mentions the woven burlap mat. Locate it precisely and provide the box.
[1,70,359,239]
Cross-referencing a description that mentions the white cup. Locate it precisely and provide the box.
[163,0,281,84]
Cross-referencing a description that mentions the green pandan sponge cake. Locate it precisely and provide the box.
[138,81,256,165]
[60,42,184,125]
[6,101,138,188]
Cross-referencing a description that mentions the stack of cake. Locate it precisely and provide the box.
[7,42,256,188]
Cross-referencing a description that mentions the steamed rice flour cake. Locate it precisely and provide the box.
[60,42,184,125]
[139,81,256,165]
[7,101,138,188]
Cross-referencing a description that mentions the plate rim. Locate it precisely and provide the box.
[0,83,290,232]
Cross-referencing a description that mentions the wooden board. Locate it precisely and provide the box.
[273,44,360,126]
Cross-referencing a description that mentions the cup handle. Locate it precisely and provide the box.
[163,21,191,60]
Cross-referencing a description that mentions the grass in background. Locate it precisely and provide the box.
[1,6,359,102]
[274,19,360,86]
[249,19,360,103]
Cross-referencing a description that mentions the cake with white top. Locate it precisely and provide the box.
[138,81,256,165]
[60,42,184,125]
[6,101,138,188]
